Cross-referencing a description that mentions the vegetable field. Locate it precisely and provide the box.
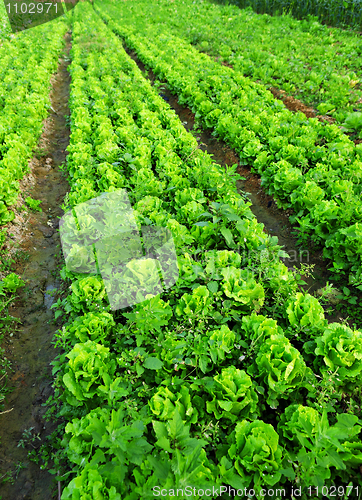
[1,1,362,499]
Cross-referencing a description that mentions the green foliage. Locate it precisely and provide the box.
[222,419,286,489]
[45,3,362,496]
[0,19,68,225]
[341,112,362,137]
[100,0,362,285]
[315,323,362,389]
[205,366,259,421]
[62,466,122,500]
[248,334,310,407]
[63,341,117,406]
[25,197,42,212]
[278,405,362,486]
[286,292,327,337]
[0,272,24,293]
[149,385,198,424]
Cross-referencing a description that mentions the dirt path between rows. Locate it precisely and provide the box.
[0,31,71,500]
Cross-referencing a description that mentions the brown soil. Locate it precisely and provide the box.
[269,87,317,118]
[217,55,337,124]
[0,31,71,500]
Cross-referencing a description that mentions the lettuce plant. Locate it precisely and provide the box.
[240,313,284,347]
[61,466,122,500]
[67,311,116,345]
[223,419,285,489]
[205,366,259,422]
[63,406,152,476]
[220,267,265,312]
[175,285,214,321]
[248,334,310,407]
[149,385,198,424]
[63,341,117,406]
[341,112,362,138]
[315,323,362,389]
[0,272,24,293]
[286,292,327,337]
[208,325,236,363]
[68,276,107,314]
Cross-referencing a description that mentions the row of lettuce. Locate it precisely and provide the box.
[0,18,68,226]
[101,0,362,119]
[0,17,68,416]
[97,4,362,291]
[49,4,362,498]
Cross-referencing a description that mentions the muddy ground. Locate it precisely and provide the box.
[0,32,71,500]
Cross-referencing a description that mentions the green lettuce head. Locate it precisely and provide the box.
[208,325,236,363]
[315,323,362,389]
[286,292,327,336]
[63,340,116,406]
[61,466,121,500]
[221,267,264,312]
[248,334,309,407]
[241,313,284,346]
[68,311,116,345]
[278,404,362,486]
[175,285,213,320]
[149,385,198,424]
[206,366,259,422]
[228,420,284,488]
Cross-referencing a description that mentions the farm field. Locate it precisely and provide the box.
[1,1,362,499]
[99,0,362,118]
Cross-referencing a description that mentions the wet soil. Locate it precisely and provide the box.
[124,47,349,322]
[0,32,71,500]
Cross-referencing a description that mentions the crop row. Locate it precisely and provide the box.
[49,4,362,498]
[219,0,362,31]
[103,0,362,119]
[97,5,362,289]
[0,19,68,226]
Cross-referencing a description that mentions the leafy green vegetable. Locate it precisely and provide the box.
[286,292,327,337]
[0,273,24,293]
[224,419,285,489]
[315,323,362,389]
[63,341,117,406]
[248,334,310,407]
[206,366,259,422]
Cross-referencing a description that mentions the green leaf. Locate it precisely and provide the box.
[220,227,235,247]
[144,357,163,370]
[199,355,209,374]
[54,310,62,319]
[207,281,219,294]
[194,221,210,227]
